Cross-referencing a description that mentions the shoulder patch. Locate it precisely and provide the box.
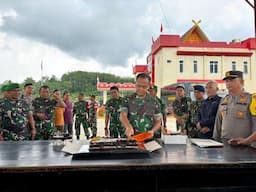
[222,95,229,104]
[249,93,256,116]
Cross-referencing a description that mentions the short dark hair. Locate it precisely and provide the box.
[78,92,84,97]
[110,86,119,92]
[53,89,59,93]
[63,90,70,97]
[24,83,33,88]
[136,73,151,82]
[39,85,49,92]
[91,95,96,99]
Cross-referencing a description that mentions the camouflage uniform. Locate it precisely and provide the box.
[105,97,124,138]
[0,98,31,141]
[156,97,167,116]
[172,96,192,132]
[73,100,89,138]
[88,101,98,137]
[32,97,57,140]
[21,94,34,108]
[188,100,203,138]
[156,97,167,135]
[0,98,4,130]
[21,94,34,133]
[120,93,162,138]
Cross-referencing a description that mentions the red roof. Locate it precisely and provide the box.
[97,82,135,91]
[133,65,148,74]
[152,35,256,55]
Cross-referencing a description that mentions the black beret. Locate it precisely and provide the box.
[193,85,205,92]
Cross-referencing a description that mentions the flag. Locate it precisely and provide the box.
[160,23,163,33]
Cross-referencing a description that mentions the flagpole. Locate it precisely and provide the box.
[40,59,43,85]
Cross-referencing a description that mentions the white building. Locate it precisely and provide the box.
[134,22,256,96]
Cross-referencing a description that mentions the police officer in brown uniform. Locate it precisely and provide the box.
[213,70,256,144]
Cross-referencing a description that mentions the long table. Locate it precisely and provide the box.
[1,140,256,191]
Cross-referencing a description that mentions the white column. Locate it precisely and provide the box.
[103,90,107,104]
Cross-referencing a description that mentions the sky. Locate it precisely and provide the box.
[0,0,254,84]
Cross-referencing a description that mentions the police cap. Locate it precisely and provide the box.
[223,70,243,80]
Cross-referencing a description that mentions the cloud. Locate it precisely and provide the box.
[0,0,157,67]
[158,0,254,41]
[0,31,136,84]
[0,0,254,83]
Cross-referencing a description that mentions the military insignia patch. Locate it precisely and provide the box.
[236,111,244,118]
[249,93,256,116]
[239,97,247,103]
[222,97,229,104]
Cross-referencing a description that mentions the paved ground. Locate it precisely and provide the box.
[75,115,177,140]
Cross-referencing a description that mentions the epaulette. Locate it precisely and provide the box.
[249,93,256,116]
[221,94,229,105]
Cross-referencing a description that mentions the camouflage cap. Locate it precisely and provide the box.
[5,83,20,91]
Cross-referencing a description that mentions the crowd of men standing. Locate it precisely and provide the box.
[1,70,256,146]
[0,83,98,141]
[172,70,256,146]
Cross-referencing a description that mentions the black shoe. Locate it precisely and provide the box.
[76,135,80,140]
[86,135,90,140]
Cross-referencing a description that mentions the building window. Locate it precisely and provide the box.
[166,59,172,64]
[193,60,198,73]
[232,61,236,71]
[179,60,184,73]
[209,61,218,73]
[243,61,248,74]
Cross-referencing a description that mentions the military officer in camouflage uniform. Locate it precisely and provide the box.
[172,84,191,134]
[188,85,205,138]
[0,83,36,141]
[0,84,9,139]
[73,93,89,140]
[105,86,124,138]
[1,84,9,99]
[21,83,34,107]
[88,95,98,138]
[32,85,66,140]
[149,85,167,135]
[120,73,162,138]
[213,71,256,145]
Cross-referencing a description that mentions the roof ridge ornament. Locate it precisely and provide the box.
[192,19,201,26]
